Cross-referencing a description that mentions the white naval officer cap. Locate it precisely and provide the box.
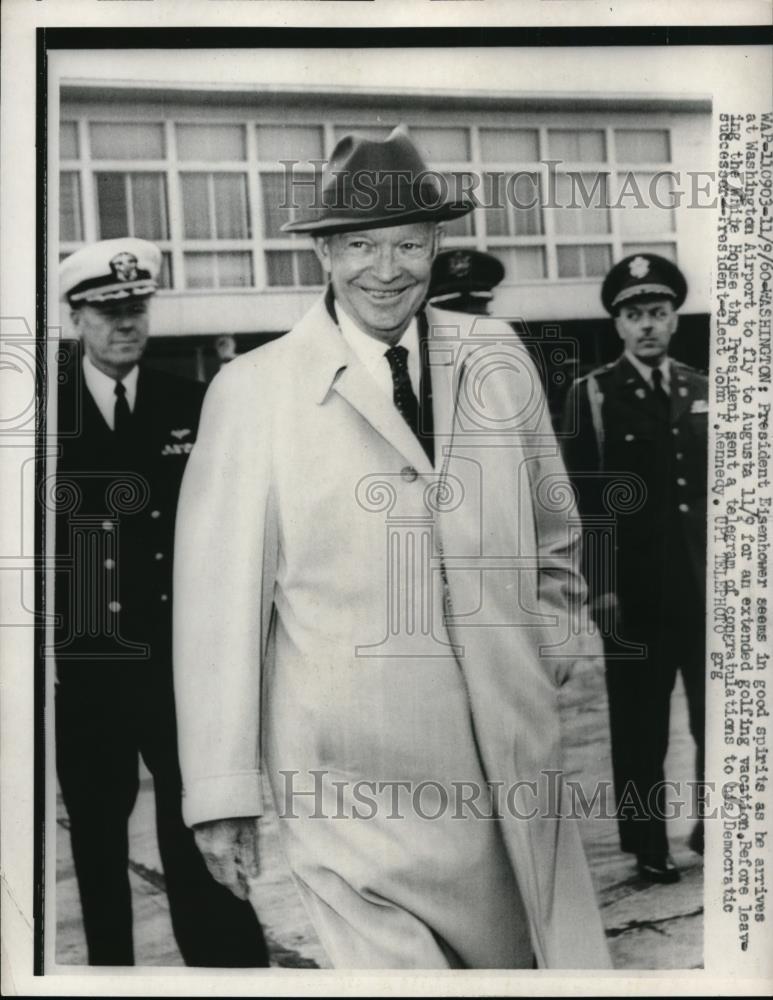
[60,237,161,307]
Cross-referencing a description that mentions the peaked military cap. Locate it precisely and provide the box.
[280,125,475,235]
[60,238,161,306]
[428,249,505,308]
[601,252,687,314]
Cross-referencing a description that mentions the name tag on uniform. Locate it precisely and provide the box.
[690,399,709,414]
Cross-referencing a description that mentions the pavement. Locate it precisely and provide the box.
[55,660,703,970]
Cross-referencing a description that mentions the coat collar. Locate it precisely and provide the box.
[300,294,455,476]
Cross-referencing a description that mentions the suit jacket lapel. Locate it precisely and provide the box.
[309,294,435,476]
[424,307,459,475]
[335,362,435,475]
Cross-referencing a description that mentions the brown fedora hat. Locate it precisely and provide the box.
[281,125,475,235]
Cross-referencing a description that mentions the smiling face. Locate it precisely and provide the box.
[614,297,678,367]
[313,223,438,345]
[71,298,151,379]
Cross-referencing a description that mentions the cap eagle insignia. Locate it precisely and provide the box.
[110,252,140,283]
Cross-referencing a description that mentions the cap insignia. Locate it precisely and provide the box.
[448,251,472,278]
[110,252,140,283]
[629,256,650,279]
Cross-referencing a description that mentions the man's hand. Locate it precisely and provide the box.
[193,817,260,900]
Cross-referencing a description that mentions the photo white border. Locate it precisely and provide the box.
[2,2,772,996]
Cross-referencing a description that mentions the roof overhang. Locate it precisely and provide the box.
[60,80,713,114]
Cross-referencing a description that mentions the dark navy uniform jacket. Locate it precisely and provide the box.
[561,354,708,618]
[53,349,206,664]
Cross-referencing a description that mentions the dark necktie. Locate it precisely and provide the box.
[650,367,670,418]
[385,344,432,462]
[113,380,132,439]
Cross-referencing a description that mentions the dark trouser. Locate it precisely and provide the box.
[604,583,705,859]
[55,660,269,967]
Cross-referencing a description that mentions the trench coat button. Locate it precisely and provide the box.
[401,466,418,483]
[104,558,115,570]
[677,477,687,486]
[108,601,121,613]
[160,593,169,602]
[155,552,164,561]
[101,520,113,531]
[624,433,635,442]
[679,503,689,513]
[150,509,161,519]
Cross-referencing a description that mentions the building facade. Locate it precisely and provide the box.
[55,82,713,389]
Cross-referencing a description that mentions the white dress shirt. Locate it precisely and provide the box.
[82,354,139,430]
[336,304,421,400]
[624,350,671,394]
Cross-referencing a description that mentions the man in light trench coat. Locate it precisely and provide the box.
[173,126,611,969]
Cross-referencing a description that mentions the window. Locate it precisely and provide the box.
[59,111,677,292]
[491,247,546,281]
[265,250,323,287]
[617,172,676,237]
[158,253,173,289]
[90,122,165,160]
[557,244,612,279]
[548,130,606,162]
[60,122,79,160]
[260,172,324,287]
[554,173,610,236]
[550,167,610,281]
[260,172,320,237]
[95,172,169,240]
[256,125,324,164]
[615,129,670,163]
[441,172,479,238]
[484,172,543,237]
[60,172,82,242]
[177,124,246,162]
[622,242,677,262]
[180,173,250,239]
[411,127,470,162]
[184,252,253,289]
[479,128,539,162]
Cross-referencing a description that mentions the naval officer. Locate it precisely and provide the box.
[54,238,269,965]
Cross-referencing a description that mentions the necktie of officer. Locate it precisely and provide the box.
[384,344,432,462]
[113,380,132,439]
[650,367,670,418]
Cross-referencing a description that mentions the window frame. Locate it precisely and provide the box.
[58,113,678,293]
